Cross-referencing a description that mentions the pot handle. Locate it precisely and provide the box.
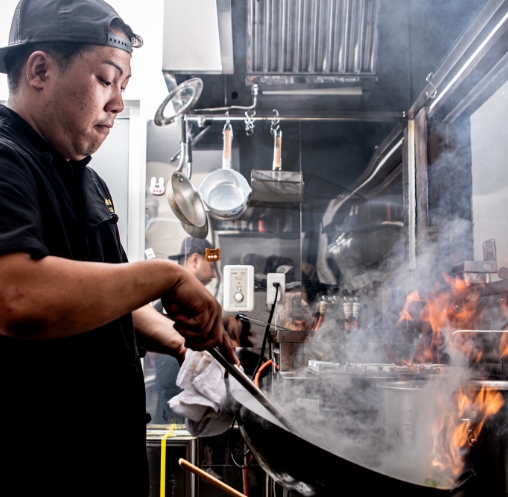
[175,118,187,174]
[223,127,233,169]
[272,129,282,171]
[186,137,193,180]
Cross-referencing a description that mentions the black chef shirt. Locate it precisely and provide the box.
[0,105,148,497]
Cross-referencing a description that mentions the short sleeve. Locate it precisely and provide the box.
[0,144,49,259]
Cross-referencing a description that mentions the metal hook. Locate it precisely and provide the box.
[223,111,233,134]
[425,73,438,100]
[244,110,256,136]
[270,109,280,135]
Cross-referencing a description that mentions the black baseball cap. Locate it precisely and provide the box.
[0,0,133,74]
[168,237,213,261]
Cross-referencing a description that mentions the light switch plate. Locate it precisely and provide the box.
[267,273,285,304]
[223,265,254,312]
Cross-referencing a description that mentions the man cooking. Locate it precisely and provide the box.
[0,1,236,496]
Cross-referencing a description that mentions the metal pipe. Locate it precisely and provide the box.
[449,330,508,344]
[186,112,405,123]
[237,314,290,331]
[192,85,258,113]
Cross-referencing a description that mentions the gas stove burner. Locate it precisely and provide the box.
[307,361,445,376]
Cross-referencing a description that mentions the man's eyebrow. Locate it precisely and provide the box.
[102,60,132,79]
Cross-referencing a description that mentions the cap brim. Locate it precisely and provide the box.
[167,254,183,261]
[0,46,12,74]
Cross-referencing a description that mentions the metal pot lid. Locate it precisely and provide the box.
[154,78,203,126]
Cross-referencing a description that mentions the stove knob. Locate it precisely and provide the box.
[234,292,244,303]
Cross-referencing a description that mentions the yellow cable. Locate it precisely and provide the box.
[160,424,176,497]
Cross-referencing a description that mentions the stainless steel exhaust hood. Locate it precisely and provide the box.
[162,0,234,74]
[246,0,380,86]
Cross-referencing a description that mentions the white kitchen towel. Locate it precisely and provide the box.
[169,350,233,437]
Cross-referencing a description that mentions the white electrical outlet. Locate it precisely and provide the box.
[223,265,254,312]
[267,273,285,304]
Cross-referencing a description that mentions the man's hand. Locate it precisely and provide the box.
[161,271,238,365]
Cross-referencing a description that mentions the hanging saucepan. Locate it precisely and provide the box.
[199,124,251,221]
[166,119,207,229]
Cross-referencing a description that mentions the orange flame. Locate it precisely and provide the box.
[500,333,508,358]
[398,275,505,484]
[397,290,423,324]
[397,274,485,364]
[431,386,504,485]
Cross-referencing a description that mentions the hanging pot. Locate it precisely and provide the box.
[199,124,251,221]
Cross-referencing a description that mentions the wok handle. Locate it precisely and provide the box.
[210,347,299,434]
[223,128,232,164]
[179,458,247,497]
[444,468,475,496]
[273,130,282,171]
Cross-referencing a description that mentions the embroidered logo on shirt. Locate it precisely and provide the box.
[105,199,115,213]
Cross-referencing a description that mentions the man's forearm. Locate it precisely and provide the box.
[133,304,186,364]
[0,253,187,339]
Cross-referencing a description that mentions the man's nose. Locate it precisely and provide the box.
[106,87,125,115]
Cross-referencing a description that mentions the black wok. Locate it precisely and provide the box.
[229,378,474,497]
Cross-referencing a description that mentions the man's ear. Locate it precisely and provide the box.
[25,51,54,90]
[188,252,200,269]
